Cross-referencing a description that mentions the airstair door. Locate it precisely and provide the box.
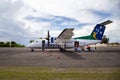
[74,41,79,47]
[42,40,45,51]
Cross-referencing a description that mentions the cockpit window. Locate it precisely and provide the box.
[34,39,41,42]
[35,40,38,42]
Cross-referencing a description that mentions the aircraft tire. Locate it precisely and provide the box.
[60,48,65,52]
[31,48,34,52]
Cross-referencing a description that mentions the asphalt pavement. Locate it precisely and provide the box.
[0,46,120,68]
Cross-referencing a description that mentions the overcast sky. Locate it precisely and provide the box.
[0,0,120,45]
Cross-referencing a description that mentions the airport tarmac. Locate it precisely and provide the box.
[0,46,120,68]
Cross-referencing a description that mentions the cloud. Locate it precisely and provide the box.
[0,0,120,45]
[105,19,120,42]
[0,0,32,44]
[23,0,120,23]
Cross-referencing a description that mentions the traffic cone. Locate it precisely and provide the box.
[49,54,52,56]
[57,56,60,59]
[46,52,48,54]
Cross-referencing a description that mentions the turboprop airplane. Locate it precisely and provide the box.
[26,20,112,52]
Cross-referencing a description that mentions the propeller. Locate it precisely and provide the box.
[47,30,50,47]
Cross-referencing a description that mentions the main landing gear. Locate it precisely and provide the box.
[59,48,65,52]
[31,48,34,52]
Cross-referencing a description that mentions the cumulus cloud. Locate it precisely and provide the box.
[105,20,120,42]
[23,0,120,23]
[0,0,120,45]
[0,0,33,44]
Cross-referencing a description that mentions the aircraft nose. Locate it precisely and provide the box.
[26,43,32,48]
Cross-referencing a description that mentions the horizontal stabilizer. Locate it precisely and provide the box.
[99,20,112,25]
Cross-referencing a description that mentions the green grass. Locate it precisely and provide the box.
[0,66,119,80]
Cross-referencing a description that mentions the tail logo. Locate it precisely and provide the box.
[93,32,97,39]
[91,24,106,40]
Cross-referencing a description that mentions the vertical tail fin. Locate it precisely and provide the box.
[74,20,112,40]
[91,20,112,40]
[91,24,106,40]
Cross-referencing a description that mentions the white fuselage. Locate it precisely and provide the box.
[26,37,101,49]
[26,20,112,51]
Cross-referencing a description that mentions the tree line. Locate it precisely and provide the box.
[0,41,25,47]
[101,35,109,44]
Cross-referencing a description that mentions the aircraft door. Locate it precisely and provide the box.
[74,41,80,51]
[74,41,79,47]
[42,40,45,51]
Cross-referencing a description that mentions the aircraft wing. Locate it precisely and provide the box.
[58,28,74,39]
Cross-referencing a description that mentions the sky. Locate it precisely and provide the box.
[0,0,120,45]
